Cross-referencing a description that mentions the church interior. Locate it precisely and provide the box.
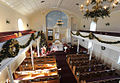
[0,0,120,83]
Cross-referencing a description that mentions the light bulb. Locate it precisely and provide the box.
[114,0,119,4]
[103,5,107,9]
[108,0,113,2]
[80,4,84,8]
[86,0,91,6]
[112,3,116,8]
[96,0,101,3]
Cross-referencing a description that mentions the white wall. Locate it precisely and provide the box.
[28,8,82,31]
[28,11,45,31]
[80,10,120,32]
[80,17,91,30]
[71,16,81,31]
[0,3,29,32]
[97,10,120,32]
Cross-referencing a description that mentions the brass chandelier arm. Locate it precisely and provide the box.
[80,0,120,20]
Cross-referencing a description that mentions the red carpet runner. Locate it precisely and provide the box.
[48,51,77,83]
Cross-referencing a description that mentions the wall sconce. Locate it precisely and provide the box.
[82,39,84,42]
[6,20,10,24]
[101,46,106,50]
[27,24,29,27]
[105,23,110,26]
[83,25,85,28]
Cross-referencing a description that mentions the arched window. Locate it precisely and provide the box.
[90,21,96,31]
[46,10,68,28]
[18,18,24,31]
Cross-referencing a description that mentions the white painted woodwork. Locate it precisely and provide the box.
[72,31,120,70]
[0,32,39,82]
[0,0,83,16]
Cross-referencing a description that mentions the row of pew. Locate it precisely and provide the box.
[13,52,60,83]
[19,56,56,71]
[67,54,120,83]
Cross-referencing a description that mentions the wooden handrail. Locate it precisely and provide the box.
[0,30,36,43]
[79,30,120,37]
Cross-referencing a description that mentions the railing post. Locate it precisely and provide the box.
[37,38,40,57]
[7,65,14,83]
[77,39,80,54]
[88,40,93,61]
[30,44,34,70]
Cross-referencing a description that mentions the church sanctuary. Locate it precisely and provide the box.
[1,0,120,83]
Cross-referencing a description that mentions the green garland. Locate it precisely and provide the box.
[20,31,41,48]
[71,31,89,38]
[39,31,47,53]
[0,31,47,63]
[71,31,120,44]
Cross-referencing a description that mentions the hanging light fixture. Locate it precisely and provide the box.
[80,0,120,22]
[56,19,64,26]
[56,11,64,26]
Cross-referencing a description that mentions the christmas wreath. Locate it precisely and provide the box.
[0,39,20,62]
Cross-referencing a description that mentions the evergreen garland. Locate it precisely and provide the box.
[0,31,47,63]
[39,31,47,53]
[72,31,120,44]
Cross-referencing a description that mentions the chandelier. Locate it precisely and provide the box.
[80,0,120,22]
[56,19,64,26]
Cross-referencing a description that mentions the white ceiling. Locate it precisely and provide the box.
[0,0,83,16]
[0,0,120,17]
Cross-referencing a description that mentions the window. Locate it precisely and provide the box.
[118,56,120,64]
[18,18,24,31]
[46,10,68,28]
[90,21,96,31]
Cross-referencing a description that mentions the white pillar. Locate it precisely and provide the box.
[30,44,34,70]
[7,65,14,83]
[88,40,93,61]
[67,28,71,42]
[37,38,40,57]
[77,39,80,54]
[89,48,92,61]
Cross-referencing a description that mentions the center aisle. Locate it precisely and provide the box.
[49,51,77,83]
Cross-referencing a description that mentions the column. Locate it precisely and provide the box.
[77,39,80,54]
[37,38,40,57]
[7,65,14,83]
[88,40,93,61]
[30,44,34,70]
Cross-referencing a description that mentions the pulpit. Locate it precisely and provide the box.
[51,40,63,51]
